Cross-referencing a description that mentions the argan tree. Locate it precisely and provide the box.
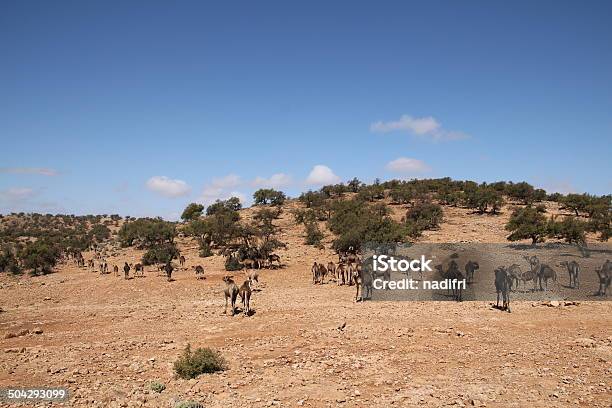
[118,218,176,248]
[181,203,204,221]
[505,205,549,245]
[19,239,61,275]
[142,242,180,266]
[206,197,241,216]
[253,189,286,206]
[548,216,587,246]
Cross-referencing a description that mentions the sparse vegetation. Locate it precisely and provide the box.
[198,241,213,257]
[173,344,226,379]
[175,401,203,408]
[589,210,611,241]
[0,245,20,274]
[149,381,166,393]
[304,221,324,246]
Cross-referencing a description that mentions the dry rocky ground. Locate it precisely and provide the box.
[1,202,611,407]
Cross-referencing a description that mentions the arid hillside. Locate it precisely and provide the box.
[1,197,611,408]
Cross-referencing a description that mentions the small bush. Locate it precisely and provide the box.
[304,221,323,246]
[175,401,203,408]
[174,344,226,379]
[150,381,166,393]
[405,201,443,230]
[142,242,180,266]
[198,241,213,257]
[224,255,242,271]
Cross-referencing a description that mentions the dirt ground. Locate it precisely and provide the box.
[1,203,611,407]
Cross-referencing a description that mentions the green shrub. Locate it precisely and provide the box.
[181,203,204,221]
[405,201,443,230]
[588,210,610,242]
[253,189,286,206]
[173,344,226,379]
[150,381,165,393]
[142,242,180,266]
[0,246,20,274]
[548,216,587,246]
[298,191,326,208]
[198,241,213,257]
[118,218,176,248]
[304,221,323,246]
[328,198,407,252]
[206,197,242,216]
[505,205,549,245]
[20,239,60,275]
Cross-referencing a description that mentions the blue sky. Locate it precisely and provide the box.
[1,1,611,219]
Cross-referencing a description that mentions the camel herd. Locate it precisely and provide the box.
[70,251,207,283]
[239,254,281,270]
[312,250,374,302]
[312,251,612,312]
[68,246,269,317]
[68,242,610,318]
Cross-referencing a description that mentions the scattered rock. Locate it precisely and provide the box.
[4,347,25,353]
[574,338,596,348]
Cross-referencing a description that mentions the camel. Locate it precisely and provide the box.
[524,256,556,291]
[596,260,611,296]
[194,265,205,279]
[239,279,252,315]
[464,260,479,283]
[560,260,580,289]
[223,276,239,315]
[494,266,512,312]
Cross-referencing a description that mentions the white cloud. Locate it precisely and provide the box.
[386,158,431,174]
[305,165,341,185]
[145,176,191,198]
[371,115,439,134]
[370,114,468,141]
[211,174,242,189]
[199,187,246,206]
[252,173,293,188]
[197,174,246,206]
[0,187,36,201]
[0,167,59,176]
